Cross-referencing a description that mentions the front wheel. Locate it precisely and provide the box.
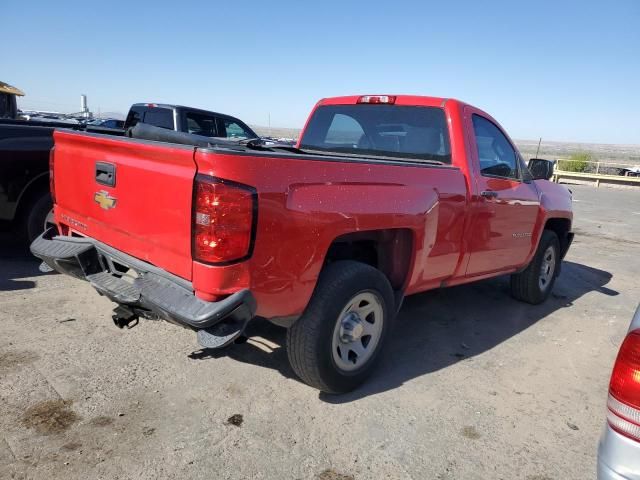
[286,261,395,393]
[510,230,560,304]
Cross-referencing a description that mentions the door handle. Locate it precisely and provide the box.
[481,190,498,199]
[96,162,116,187]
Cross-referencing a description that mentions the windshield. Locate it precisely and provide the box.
[299,105,451,163]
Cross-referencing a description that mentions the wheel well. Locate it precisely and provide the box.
[544,218,571,257]
[15,173,50,222]
[324,229,414,291]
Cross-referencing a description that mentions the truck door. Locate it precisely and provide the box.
[464,109,540,276]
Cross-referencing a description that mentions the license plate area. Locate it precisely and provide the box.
[95,251,141,285]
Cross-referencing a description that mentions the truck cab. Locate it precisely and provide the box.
[124,103,258,140]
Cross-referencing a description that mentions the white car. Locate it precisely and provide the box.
[598,304,640,479]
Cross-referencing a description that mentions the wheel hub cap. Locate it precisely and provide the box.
[340,312,365,342]
[539,245,556,290]
[331,291,385,372]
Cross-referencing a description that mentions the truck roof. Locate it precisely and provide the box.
[316,95,452,108]
[0,81,25,96]
[313,95,499,134]
[130,103,239,119]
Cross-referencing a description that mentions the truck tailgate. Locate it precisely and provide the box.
[52,130,197,281]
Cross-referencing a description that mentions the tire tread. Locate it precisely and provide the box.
[510,230,560,304]
[286,261,394,393]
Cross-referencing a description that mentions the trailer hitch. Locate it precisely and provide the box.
[112,305,139,329]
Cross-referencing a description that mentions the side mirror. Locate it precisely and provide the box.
[528,158,554,180]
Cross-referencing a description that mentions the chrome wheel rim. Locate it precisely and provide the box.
[331,291,384,372]
[539,246,556,291]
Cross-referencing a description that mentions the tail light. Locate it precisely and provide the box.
[357,95,396,104]
[607,329,640,442]
[192,175,256,264]
[49,146,56,203]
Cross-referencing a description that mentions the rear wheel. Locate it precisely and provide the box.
[510,230,560,304]
[286,261,395,393]
[24,192,53,243]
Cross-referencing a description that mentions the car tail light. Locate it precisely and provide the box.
[357,95,396,104]
[192,175,256,264]
[607,329,640,442]
[49,146,56,203]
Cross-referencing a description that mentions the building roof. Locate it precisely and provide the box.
[0,81,25,96]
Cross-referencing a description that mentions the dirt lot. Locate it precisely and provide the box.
[1,184,639,480]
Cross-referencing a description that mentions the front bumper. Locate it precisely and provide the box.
[30,228,256,347]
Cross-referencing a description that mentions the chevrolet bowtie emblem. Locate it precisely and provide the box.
[94,190,117,210]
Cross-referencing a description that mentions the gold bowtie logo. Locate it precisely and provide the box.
[94,190,117,210]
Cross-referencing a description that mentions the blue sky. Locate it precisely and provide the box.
[4,0,639,144]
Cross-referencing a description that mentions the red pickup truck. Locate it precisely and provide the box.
[32,94,573,393]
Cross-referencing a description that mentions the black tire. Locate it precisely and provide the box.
[24,192,53,243]
[510,230,560,305]
[286,260,395,393]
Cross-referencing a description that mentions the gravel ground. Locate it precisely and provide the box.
[1,184,639,480]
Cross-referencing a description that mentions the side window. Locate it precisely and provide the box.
[223,119,253,139]
[143,108,174,130]
[324,113,366,146]
[472,114,518,179]
[185,113,217,136]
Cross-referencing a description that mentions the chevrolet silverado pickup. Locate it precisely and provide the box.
[31,94,573,393]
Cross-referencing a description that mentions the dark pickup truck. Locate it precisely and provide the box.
[0,104,258,242]
[0,121,62,241]
[123,103,258,140]
[0,118,128,241]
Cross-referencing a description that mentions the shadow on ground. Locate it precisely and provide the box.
[189,261,616,402]
[0,230,50,291]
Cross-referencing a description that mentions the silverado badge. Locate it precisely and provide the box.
[94,190,117,210]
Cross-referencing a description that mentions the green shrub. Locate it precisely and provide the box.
[557,152,591,172]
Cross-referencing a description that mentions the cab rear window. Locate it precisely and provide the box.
[125,106,174,130]
[300,105,451,163]
[143,108,174,130]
